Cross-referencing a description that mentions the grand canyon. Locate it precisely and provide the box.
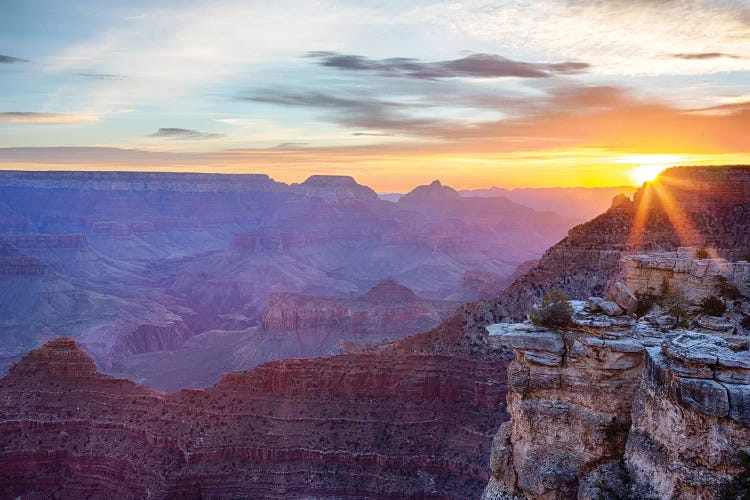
[0,165,748,499]
[3,1,750,498]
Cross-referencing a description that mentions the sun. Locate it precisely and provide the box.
[619,154,684,185]
[631,164,667,185]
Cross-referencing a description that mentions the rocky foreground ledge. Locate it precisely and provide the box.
[483,292,750,499]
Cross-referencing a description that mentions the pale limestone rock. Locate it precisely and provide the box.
[599,300,624,316]
[609,281,638,314]
[625,333,750,497]
[624,248,750,303]
[486,307,750,499]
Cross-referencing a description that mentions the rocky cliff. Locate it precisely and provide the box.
[0,309,509,499]
[496,166,750,321]
[484,257,750,498]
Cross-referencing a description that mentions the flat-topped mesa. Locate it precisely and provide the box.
[483,294,750,498]
[0,170,286,193]
[291,175,378,201]
[638,165,750,207]
[9,337,98,378]
[625,246,750,302]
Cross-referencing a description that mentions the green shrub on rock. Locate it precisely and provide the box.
[659,288,690,328]
[529,290,573,328]
[700,296,726,317]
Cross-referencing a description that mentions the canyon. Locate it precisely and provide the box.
[0,312,509,499]
[0,171,576,386]
[1,166,749,498]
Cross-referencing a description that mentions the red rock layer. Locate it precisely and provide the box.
[261,280,456,341]
[0,314,508,499]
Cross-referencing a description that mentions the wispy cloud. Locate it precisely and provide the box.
[244,90,453,134]
[79,73,129,80]
[0,112,97,124]
[0,54,29,64]
[148,127,224,140]
[306,51,590,79]
[274,142,309,149]
[668,52,744,60]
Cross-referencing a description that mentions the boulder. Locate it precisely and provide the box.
[587,296,604,312]
[599,300,623,316]
[608,282,638,314]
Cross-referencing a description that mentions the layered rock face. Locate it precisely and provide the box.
[496,166,750,321]
[625,247,750,301]
[0,310,509,499]
[484,268,750,498]
[627,333,750,498]
[484,302,654,498]
[261,279,456,342]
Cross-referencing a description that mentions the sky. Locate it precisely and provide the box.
[1,0,749,191]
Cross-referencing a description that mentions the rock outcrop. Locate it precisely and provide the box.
[496,166,750,321]
[626,332,750,498]
[625,247,750,301]
[484,273,750,498]
[484,302,654,498]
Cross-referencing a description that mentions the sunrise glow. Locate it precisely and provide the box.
[1,1,749,190]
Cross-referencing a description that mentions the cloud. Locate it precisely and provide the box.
[274,142,309,149]
[79,73,129,80]
[244,90,452,134]
[0,54,29,64]
[148,128,224,140]
[414,0,750,76]
[306,51,590,78]
[668,52,744,60]
[352,132,392,136]
[0,112,97,124]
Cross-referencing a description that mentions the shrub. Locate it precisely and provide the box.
[529,290,573,327]
[696,248,709,259]
[717,276,743,301]
[660,288,690,327]
[700,296,726,316]
[635,292,657,318]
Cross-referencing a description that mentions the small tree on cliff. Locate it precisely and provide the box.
[660,288,690,327]
[529,290,573,328]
